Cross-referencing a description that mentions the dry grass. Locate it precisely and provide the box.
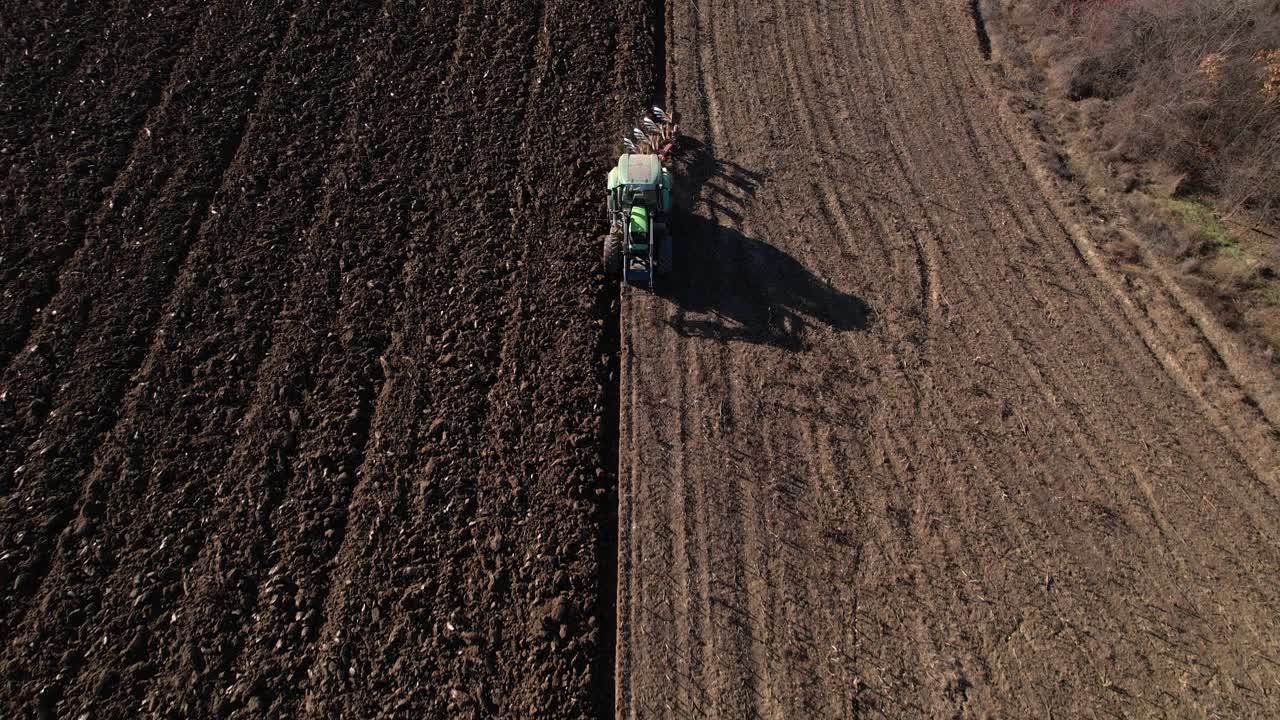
[982,0,1280,359]
[991,0,1280,224]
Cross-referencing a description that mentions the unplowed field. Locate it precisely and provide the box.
[1,1,653,717]
[618,0,1280,718]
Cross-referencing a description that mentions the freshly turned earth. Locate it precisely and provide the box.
[0,1,652,717]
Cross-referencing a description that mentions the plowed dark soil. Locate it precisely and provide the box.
[618,0,1280,718]
[2,1,653,717]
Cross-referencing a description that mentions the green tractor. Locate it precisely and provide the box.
[603,108,676,290]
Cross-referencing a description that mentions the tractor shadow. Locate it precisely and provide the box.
[660,138,873,352]
[661,217,873,352]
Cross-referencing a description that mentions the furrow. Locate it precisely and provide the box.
[0,8,205,377]
[0,2,298,645]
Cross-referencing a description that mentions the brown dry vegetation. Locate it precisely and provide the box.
[981,0,1280,361]
[990,0,1280,217]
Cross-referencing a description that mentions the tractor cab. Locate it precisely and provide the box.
[605,154,673,289]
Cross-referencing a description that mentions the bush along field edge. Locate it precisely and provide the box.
[976,0,1280,367]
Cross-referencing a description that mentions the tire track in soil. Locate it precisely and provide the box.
[669,337,699,718]
[921,0,1269,707]
[849,4,1141,676]
[868,0,1280,711]
[819,2,1090,707]
[618,0,1280,716]
[901,0,1280,566]
[934,5,1279,477]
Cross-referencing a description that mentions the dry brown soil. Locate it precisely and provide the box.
[617,0,1280,717]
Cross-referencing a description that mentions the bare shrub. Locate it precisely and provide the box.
[996,0,1280,224]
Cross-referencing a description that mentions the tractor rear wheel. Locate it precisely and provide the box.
[602,234,622,275]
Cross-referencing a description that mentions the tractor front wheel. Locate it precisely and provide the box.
[602,234,622,276]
